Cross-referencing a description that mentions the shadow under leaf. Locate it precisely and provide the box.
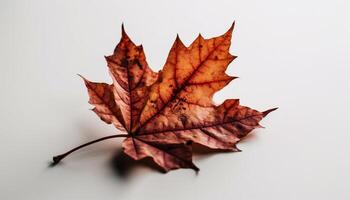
[109,149,166,179]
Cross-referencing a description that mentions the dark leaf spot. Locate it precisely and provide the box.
[133,59,143,70]
[179,115,188,126]
[121,58,129,68]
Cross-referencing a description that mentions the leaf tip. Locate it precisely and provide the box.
[233,145,242,152]
[175,33,181,42]
[192,164,200,172]
[121,22,126,34]
[262,107,278,117]
[198,33,204,40]
[121,23,130,40]
[174,34,185,48]
[77,74,86,81]
[231,21,236,30]
[104,55,111,62]
[257,123,265,128]
[224,21,235,38]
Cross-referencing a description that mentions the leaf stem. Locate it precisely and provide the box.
[52,134,128,165]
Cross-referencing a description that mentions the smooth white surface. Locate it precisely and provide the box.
[1,0,349,199]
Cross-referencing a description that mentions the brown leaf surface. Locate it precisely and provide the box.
[81,23,276,172]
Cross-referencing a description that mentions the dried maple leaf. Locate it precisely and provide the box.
[53,23,277,172]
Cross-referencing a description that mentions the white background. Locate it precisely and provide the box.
[1,0,349,199]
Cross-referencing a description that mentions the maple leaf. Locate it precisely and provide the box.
[52,23,277,172]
